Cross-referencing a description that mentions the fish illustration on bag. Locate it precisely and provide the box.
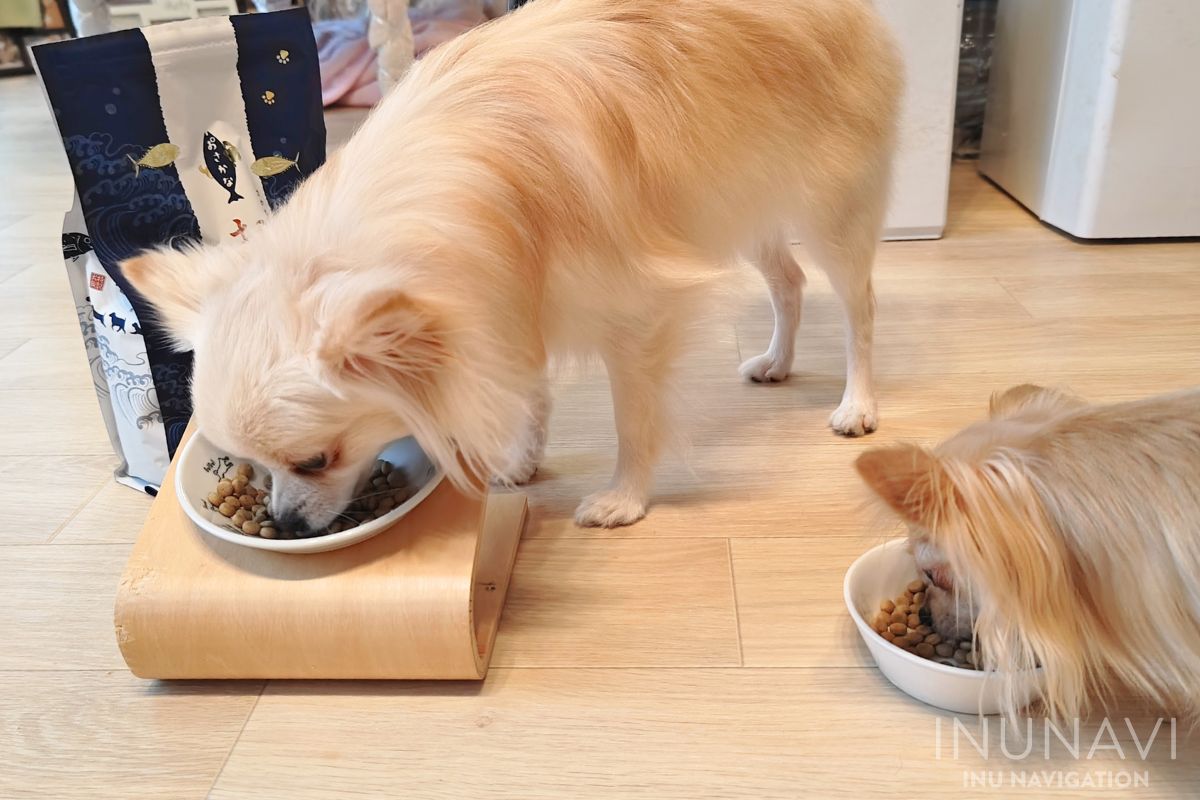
[201,131,244,203]
[250,153,299,177]
[61,232,93,261]
[127,143,180,177]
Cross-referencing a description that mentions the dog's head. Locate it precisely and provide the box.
[856,386,1087,638]
[854,385,1111,714]
[122,244,460,534]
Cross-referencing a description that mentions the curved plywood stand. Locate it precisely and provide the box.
[114,429,526,680]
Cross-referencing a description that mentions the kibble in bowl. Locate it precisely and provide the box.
[200,459,420,541]
[843,539,1043,715]
[176,432,443,554]
[868,579,982,671]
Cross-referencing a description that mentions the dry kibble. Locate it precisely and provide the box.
[209,460,416,540]
[874,581,981,671]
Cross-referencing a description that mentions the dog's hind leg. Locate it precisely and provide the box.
[574,314,683,528]
[805,169,888,437]
[739,235,806,383]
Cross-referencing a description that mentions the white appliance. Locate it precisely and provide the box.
[877,0,964,240]
[104,0,239,32]
[980,0,1200,239]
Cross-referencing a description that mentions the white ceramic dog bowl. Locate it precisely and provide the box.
[176,432,443,554]
[844,539,1043,715]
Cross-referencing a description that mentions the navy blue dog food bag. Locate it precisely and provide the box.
[34,9,326,492]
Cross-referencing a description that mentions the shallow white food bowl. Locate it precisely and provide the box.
[844,539,1043,715]
[176,432,443,554]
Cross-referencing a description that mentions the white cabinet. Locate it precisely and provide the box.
[980,0,1200,239]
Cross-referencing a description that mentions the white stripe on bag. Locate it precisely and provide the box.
[142,17,272,244]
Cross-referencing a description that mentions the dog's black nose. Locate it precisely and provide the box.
[273,508,319,538]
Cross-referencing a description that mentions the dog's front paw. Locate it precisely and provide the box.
[829,399,878,437]
[491,461,538,489]
[739,352,791,383]
[492,432,545,488]
[574,489,647,528]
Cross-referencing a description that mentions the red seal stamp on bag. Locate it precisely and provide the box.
[89,272,106,291]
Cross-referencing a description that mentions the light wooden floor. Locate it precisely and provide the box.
[2,74,1200,798]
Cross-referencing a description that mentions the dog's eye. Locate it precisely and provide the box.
[293,453,329,474]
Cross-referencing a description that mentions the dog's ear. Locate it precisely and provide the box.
[312,287,447,388]
[122,247,219,350]
[989,384,1084,419]
[855,444,959,528]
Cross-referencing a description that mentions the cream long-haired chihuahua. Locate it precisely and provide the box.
[123,0,901,530]
[856,385,1200,719]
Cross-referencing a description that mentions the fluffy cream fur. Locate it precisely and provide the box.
[124,0,901,530]
[856,385,1200,720]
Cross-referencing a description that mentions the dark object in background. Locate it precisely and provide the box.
[0,0,74,78]
[953,0,998,159]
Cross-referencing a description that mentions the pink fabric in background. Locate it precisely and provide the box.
[316,1,486,108]
[315,19,380,107]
